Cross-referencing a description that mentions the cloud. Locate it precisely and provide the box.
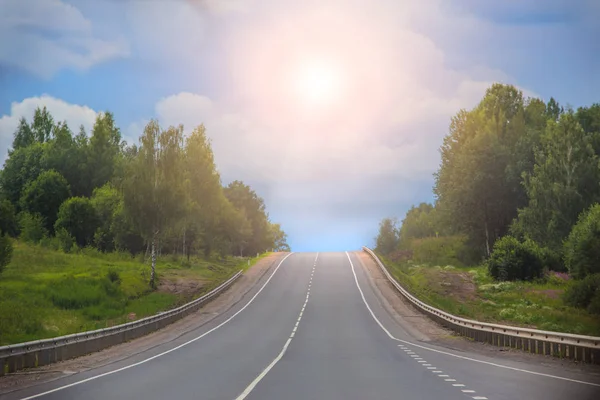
[0,95,97,164]
[0,0,129,78]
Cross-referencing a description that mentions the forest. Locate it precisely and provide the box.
[0,108,290,287]
[375,83,600,320]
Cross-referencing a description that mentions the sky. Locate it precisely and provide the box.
[1,0,599,252]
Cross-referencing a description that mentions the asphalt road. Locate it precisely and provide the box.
[3,252,600,400]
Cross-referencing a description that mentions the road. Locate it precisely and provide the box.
[3,252,600,400]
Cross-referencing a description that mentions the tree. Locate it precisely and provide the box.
[123,120,185,287]
[0,199,18,237]
[0,143,46,206]
[398,203,440,248]
[55,197,99,247]
[515,112,600,248]
[20,170,71,233]
[84,112,123,196]
[0,234,13,274]
[375,217,398,255]
[269,223,290,251]
[11,117,34,151]
[224,181,271,255]
[90,183,122,251]
[563,204,600,279]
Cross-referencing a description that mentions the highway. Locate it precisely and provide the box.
[3,252,600,400]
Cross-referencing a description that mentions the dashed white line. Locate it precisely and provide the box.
[462,390,475,393]
[235,253,319,400]
[453,384,465,387]
[472,397,488,400]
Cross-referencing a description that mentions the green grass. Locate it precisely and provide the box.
[377,254,600,337]
[0,242,268,345]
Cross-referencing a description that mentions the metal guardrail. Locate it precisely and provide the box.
[1,270,243,375]
[363,247,600,363]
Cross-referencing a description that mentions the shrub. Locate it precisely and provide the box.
[0,199,18,237]
[487,236,544,281]
[0,234,13,274]
[39,235,60,251]
[564,204,600,279]
[588,291,600,315]
[411,235,472,266]
[55,227,75,253]
[55,197,99,247]
[18,212,48,243]
[563,273,600,310]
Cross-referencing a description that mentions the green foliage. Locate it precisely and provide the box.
[55,227,76,253]
[398,203,443,249]
[20,170,71,233]
[55,197,99,247]
[411,235,476,266]
[90,183,121,251]
[0,234,13,274]
[18,212,48,244]
[0,199,18,237]
[375,217,398,255]
[487,236,544,281]
[563,204,600,279]
[515,112,600,248]
[1,142,46,206]
[563,274,600,313]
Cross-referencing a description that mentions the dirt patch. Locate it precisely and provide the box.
[158,278,206,295]
[0,253,286,396]
[426,269,477,302]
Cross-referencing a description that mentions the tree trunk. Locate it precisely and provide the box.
[144,241,150,262]
[182,227,186,258]
[150,232,157,288]
[484,219,491,257]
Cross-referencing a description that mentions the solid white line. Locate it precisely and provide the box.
[19,252,297,400]
[344,252,600,388]
[235,252,319,400]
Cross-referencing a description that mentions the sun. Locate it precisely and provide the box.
[293,60,343,108]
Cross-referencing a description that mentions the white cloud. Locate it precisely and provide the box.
[0,0,128,78]
[0,95,97,164]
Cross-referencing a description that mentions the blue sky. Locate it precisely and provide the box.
[1,0,599,251]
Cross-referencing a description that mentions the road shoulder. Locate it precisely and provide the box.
[354,250,600,378]
[0,252,287,396]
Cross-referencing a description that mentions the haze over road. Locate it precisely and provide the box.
[4,253,600,400]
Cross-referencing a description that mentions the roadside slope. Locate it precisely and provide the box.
[0,252,286,396]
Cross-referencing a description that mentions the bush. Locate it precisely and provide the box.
[588,291,600,315]
[487,236,544,281]
[0,199,18,237]
[0,234,13,274]
[563,273,600,311]
[564,204,600,279]
[55,227,75,253]
[39,235,60,251]
[18,212,48,243]
[411,235,473,266]
[55,197,99,247]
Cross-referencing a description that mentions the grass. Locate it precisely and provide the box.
[0,241,269,345]
[377,254,600,337]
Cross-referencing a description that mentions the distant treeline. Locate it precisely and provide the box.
[0,108,289,286]
[376,84,600,309]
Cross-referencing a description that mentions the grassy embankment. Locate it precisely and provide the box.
[377,254,600,337]
[0,241,270,345]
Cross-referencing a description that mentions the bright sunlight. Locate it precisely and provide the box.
[293,60,344,107]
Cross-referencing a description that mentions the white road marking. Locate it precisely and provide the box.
[472,397,488,400]
[18,252,298,400]
[462,390,475,393]
[444,379,456,382]
[410,355,419,358]
[345,252,600,388]
[423,363,431,366]
[418,361,427,363]
[439,375,450,377]
[432,371,442,373]
[235,252,319,400]
[427,367,437,370]
[453,384,465,387]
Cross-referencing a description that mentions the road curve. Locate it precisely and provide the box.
[2,252,599,400]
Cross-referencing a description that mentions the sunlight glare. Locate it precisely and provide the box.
[294,60,343,108]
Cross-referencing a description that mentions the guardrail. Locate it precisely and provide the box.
[1,270,243,376]
[363,247,600,364]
